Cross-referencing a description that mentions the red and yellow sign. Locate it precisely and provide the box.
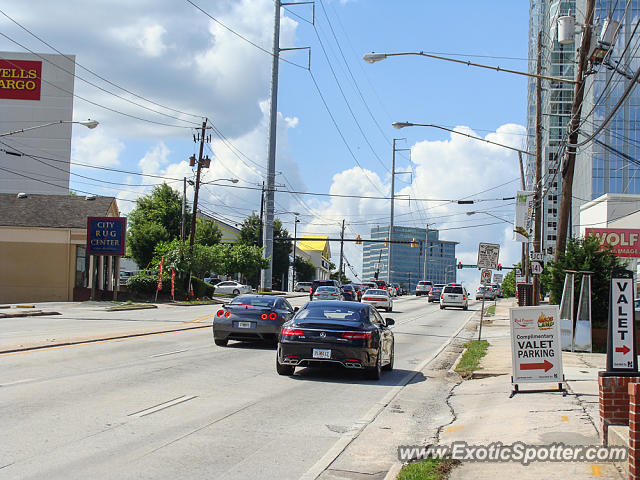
[0,59,42,101]
[586,228,640,258]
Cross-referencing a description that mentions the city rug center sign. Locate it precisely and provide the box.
[87,217,126,256]
[510,305,563,384]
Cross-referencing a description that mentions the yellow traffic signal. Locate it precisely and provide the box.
[355,234,362,245]
[384,236,388,247]
[410,238,418,248]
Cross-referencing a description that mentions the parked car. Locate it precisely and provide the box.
[490,284,503,298]
[475,285,496,300]
[361,288,393,312]
[416,280,433,296]
[311,286,343,301]
[341,284,358,301]
[276,301,395,379]
[213,294,296,346]
[440,284,469,310]
[428,284,445,303]
[213,280,252,296]
[294,281,312,292]
[119,270,135,283]
[310,279,341,299]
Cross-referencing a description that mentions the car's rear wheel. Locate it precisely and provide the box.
[276,357,295,376]
[386,306,392,312]
[463,305,468,311]
[366,349,382,380]
[214,338,228,347]
[232,289,240,295]
[440,305,445,310]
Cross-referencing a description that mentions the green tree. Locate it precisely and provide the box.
[294,257,315,282]
[501,263,518,297]
[238,213,291,288]
[127,184,188,267]
[547,235,625,327]
[195,219,222,246]
[128,222,169,268]
[225,244,270,283]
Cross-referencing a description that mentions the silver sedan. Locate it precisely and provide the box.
[214,281,252,295]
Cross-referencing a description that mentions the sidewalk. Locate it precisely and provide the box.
[444,299,622,479]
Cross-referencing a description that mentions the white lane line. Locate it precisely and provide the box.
[150,349,188,358]
[0,378,37,387]
[128,395,198,417]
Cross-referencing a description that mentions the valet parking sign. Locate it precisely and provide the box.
[510,305,563,384]
[607,269,638,372]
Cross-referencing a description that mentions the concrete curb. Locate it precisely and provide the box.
[0,311,61,319]
[106,305,158,311]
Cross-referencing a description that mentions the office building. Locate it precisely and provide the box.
[528,1,640,253]
[362,225,457,291]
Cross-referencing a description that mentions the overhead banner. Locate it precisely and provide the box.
[585,228,640,257]
[513,191,535,242]
[510,305,563,384]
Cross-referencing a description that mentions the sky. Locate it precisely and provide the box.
[0,0,531,291]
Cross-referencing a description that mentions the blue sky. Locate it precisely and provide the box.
[0,0,532,288]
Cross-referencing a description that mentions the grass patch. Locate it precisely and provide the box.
[397,458,460,480]
[485,304,496,315]
[455,340,489,378]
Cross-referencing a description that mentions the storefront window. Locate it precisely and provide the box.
[75,245,88,287]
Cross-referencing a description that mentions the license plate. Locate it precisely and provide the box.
[237,321,253,329]
[313,348,331,359]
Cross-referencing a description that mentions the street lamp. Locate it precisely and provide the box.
[392,122,533,158]
[0,119,99,137]
[465,210,513,225]
[363,51,576,84]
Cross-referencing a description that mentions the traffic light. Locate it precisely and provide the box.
[355,234,362,245]
[457,262,462,270]
[410,238,418,248]
[384,237,388,247]
[497,263,502,271]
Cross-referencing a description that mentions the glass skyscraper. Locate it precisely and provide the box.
[361,225,457,291]
[528,0,640,251]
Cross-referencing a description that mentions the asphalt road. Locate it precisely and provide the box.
[0,295,478,480]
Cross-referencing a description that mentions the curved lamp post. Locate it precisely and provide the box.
[0,119,99,137]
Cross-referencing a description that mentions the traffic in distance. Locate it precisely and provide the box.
[210,276,496,380]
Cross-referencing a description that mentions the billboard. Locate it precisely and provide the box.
[86,217,127,256]
[0,59,42,100]
[585,228,640,257]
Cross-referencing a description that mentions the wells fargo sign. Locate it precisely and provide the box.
[585,228,640,258]
[0,59,42,101]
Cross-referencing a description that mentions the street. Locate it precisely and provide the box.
[0,295,476,479]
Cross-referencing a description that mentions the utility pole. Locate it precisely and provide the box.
[389,139,397,284]
[533,31,543,305]
[292,215,299,289]
[181,177,187,243]
[518,152,529,283]
[189,119,207,248]
[261,0,281,292]
[258,181,265,248]
[338,219,345,282]
[423,225,429,281]
[555,0,595,262]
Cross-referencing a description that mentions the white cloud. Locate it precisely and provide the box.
[71,130,124,167]
[137,25,168,57]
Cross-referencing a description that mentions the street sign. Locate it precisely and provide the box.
[606,269,638,372]
[480,269,492,284]
[529,252,545,262]
[515,268,522,276]
[493,273,503,283]
[477,242,500,269]
[510,305,563,385]
[516,276,526,283]
[530,261,543,275]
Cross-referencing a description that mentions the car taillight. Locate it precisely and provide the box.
[342,332,372,339]
[281,327,305,336]
[331,293,338,296]
[268,312,277,320]
[314,293,320,296]
[440,294,444,299]
[462,296,467,300]
[362,297,372,301]
[260,313,268,320]
[217,310,224,317]
[224,311,230,318]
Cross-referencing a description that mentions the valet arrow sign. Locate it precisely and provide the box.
[606,268,638,373]
[520,360,554,372]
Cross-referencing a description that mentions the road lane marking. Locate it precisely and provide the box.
[591,465,601,476]
[183,313,216,324]
[0,325,209,357]
[444,425,463,433]
[0,378,37,387]
[561,415,569,422]
[128,395,197,417]
[150,349,188,358]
